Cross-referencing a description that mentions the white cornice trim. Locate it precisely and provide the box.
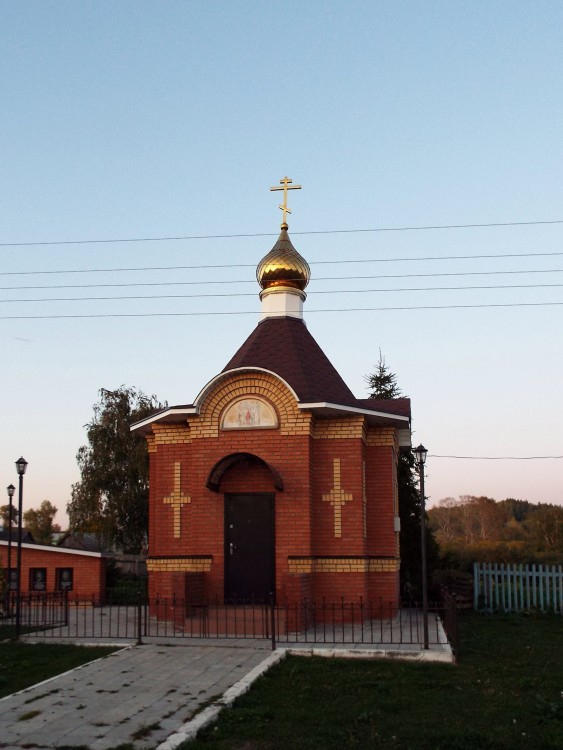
[0,540,103,558]
[130,407,197,433]
[130,380,410,434]
[130,368,301,434]
[299,401,411,423]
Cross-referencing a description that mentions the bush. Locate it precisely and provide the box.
[105,561,147,604]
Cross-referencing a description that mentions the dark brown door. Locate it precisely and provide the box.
[224,493,275,602]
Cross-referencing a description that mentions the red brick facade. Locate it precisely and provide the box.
[142,370,404,608]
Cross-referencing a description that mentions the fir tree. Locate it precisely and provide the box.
[365,350,402,399]
[366,354,439,599]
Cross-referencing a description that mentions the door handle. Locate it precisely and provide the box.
[229,542,236,556]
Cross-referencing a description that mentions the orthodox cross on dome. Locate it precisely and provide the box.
[163,462,191,539]
[322,458,353,538]
[270,176,301,227]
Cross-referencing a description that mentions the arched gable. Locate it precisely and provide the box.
[194,367,299,407]
[189,369,311,439]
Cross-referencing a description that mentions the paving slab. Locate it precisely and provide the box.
[0,609,454,750]
[0,643,271,750]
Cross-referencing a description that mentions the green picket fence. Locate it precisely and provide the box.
[474,562,563,613]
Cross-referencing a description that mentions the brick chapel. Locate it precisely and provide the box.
[132,179,411,608]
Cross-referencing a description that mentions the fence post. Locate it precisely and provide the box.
[270,592,276,651]
[136,591,143,646]
[451,593,459,663]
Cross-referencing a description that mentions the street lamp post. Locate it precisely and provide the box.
[6,484,15,606]
[15,457,28,641]
[412,444,429,650]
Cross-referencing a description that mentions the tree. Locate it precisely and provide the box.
[67,386,166,554]
[528,504,563,552]
[0,504,18,529]
[366,354,439,598]
[23,501,58,545]
[365,349,402,399]
[458,495,478,545]
[430,497,461,544]
[428,496,563,566]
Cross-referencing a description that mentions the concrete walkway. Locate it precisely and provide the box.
[0,623,453,750]
[0,643,273,750]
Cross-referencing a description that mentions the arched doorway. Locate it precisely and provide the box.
[206,453,283,602]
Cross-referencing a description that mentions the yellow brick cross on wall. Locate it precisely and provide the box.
[163,462,191,539]
[322,458,353,538]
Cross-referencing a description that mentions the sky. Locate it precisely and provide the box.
[1,1,563,524]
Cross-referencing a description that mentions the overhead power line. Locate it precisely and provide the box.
[2,268,562,293]
[1,300,563,320]
[1,218,563,248]
[2,250,563,278]
[2,282,562,305]
[430,454,563,460]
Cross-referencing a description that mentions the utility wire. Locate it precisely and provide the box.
[2,250,563,277]
[2,282,562,305]
[1,300,563,320]
[430,454,563,460]
[1,268,562,293]
[1,218,563,247]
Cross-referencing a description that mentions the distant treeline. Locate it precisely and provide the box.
[428,496,563,571]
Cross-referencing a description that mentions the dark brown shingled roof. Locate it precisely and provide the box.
[222,316,357,405]
[130,317,411,434]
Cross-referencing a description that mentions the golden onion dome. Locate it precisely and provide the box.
[256,224,311,291]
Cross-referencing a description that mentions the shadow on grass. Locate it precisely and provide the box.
[0,642,118,698]
[181,613,563,750]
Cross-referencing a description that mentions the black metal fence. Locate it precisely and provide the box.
[3,592,457,655]
[1,591,69,632]
[440,590,459,657]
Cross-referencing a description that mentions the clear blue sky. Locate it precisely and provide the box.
[2,1,562,524]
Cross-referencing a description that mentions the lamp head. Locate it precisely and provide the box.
[7,484,15,499]
[15,457,28,476]
[412,444,428,466]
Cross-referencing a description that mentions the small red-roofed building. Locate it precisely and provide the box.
[132,197,411,612]
[0,538,106,599]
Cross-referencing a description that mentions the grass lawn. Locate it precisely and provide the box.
[183,614,563,750]
[0,641,118,698]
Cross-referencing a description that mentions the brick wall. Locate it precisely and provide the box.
[0,542,105,599]
[146,372,401,607]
